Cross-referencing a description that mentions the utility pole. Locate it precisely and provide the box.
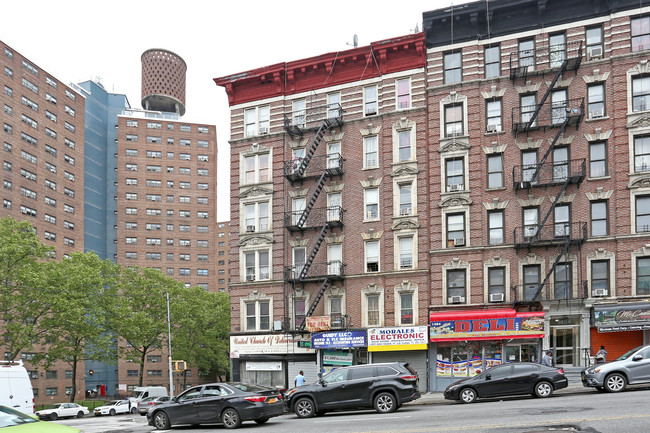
[166,292,174,397]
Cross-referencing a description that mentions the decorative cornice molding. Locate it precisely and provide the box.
[438,137,471,153]
[519,253,543,265]
[582,69,610,84]
[324,131,345,142]
[392,219,420,230]
[245,290,269,301]
[515,81,542,94]
[360,124,382,136]
[441,90,467,105]
[628,59,650,76]
[517,195,545,207]
[239,186,273,198]
[548,134,574,146]
[288,138,310,149]
[485,256,508,267]
[515,138,543,150]
[391,165,419,177]
[548,193,575,204]
[325,235,344,244]
[586,247,615,260]
[626,114,650,129]
[440,194,472,208]
[585,187,613,200]
[444,257,469,269]
[361,177,383,188]
[480,85,506,99]
[361,230,383,240]
[584,128,612,141]
[324,183,344,193]
[289,238,309,247]
[394,280,416,292]
[633,244,650,256]
[243,142,271,156]
[288,188,309,198]
[482,142,507,155]
[238,235,273,246]
[393,117,414,131]
[547,77,573,88]
[483,199,509,210]
[628,174,650,189]
[362,283,383,294]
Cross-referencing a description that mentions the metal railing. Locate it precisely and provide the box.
[284,260,345,281]
[513,221,587,247]
[512,98,584,132]
[513,158,586,189]
[283,103,344,137]
[511,280,588,302]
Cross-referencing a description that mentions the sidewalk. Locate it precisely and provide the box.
[405,380,592,406]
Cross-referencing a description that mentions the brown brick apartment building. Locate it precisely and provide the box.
[216,0,650,392]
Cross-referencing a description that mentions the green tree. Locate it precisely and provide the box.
[171,287,230,388]
[0,216,55,361]
[108,266,182,387]
[41,252,119,402]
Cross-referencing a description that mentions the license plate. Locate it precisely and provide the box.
[267,397,277,404]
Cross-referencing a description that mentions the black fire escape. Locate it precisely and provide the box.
[283,104,345,331]
[509,40,588,304]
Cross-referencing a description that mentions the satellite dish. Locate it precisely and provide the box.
[353,34,358,47]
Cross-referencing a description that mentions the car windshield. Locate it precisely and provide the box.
[616,346,643,361]
[107,400,121,406]
[0,406,38,427]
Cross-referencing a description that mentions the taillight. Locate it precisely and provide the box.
[400,375,418,381]
[557,368,565,374]
[148,402,156,405]
[244,396,267,403]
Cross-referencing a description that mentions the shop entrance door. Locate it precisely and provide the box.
[551,326,577,366]
[505,343,539,363]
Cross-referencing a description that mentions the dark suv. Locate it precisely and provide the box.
[285,362,420,417]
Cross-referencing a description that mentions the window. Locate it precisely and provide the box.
[180,139,191,147]
[636,195,650,232]
[632,76,649,112]
[365,240,379,272]
[292,99,305,127]
[588,84,605,118]
[447,269,466,303]
[64,121,75,133]
[3,104,11,116]
[327,93,341,119]
[589,141,607,177]
[3,66,12,79]
[179,181,190,189]
[398,182,412,216]
[125,163,137,171]
[147,150,161,158]
[198,126,209,133]
[487,153,503,188]
[520,94,537,126]
[147,370,163,377]
[484,45,500,78]
[243,153,270,184]
[519,39,535,71]
[634,135,650,172]
[364,85,378,116]
[591,260,610,296]
[244,105,270,137]
[46,388,58,396]
[197,169,208,176]
[327,141,341,169]
[523,207,539,239]
[553,146,569,181]
[180,125,191,132]
[445,157,464,191]
[585,26,603,60]
[125,207,137,215]
[446,213,465,247]
[398,236,413,270]
[366,294,380,326]
[488,267,505,302]
[244,201,269,232]
[197,140,208,148]
[146,252,161,260]
[554,263,572,299]
[244,250,269,281]
[364,136,378,168]
[549,32,566,68]
[631,15,650,52]
[444,51,462,84]
[591,200,608,236]
[488,210,504,245]
[245,300,270,331]
[522,150,538,182]
[397,78,410,109]
[444,104,463,137]
[554,204,571,238]
[125,237,137,245]
[638,257,650,295]
[22,77,38,94]
[485,99,502,133]
[146,179,161,187]
[551,89,568,125]
[294,299,305,328]
[125,252,137,259]
[364,188,378,220]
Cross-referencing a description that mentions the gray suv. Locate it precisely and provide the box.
[582,345,650,392]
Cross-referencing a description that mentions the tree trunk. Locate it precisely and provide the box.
[139,351,146,387]
[70,355,78,403]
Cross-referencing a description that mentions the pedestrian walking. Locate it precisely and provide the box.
[541,350,553,367]
[294,370,305,387]
[595,345,608,364]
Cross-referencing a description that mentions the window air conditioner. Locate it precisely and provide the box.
[66,390,72,395]
[587,46,603,60]
[246,274,256,282]
[453,237,465,246]
[367,211,376,219]
[259,127,269,135]
[365,109,377,116]
[449,295,465,304]
[593,288,608,297]
[486,124,500,133]
[518,181,530,189]
[489,293,505,302]
[246,225,256,233]
[448,184,463,192]
[589,108,604,119]
[399,207,412,216]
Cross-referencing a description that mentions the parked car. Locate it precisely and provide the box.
[36,403,89,420]
[136,396,170,416]
[0,360,35,415]
[128,386,167,406]
[444,362,568,403]
[581,344,650,392]
[285,362,420,418]
[147,382,283,429]
[0,404,80,432]
[93,400,134,416]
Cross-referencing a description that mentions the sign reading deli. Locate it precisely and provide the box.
[430,309,545,341]
[368,326,428,352]
[594,302,650,332]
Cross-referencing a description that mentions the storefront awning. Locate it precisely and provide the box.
[594,302,650,332]
[430,309,545,342]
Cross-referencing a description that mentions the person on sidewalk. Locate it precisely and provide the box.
[294,370,305,387]
[595,345,608,364]
[541,350,553,367]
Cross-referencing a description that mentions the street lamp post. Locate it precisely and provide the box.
[166,292,174,397]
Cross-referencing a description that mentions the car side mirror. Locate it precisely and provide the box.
[633,354,643,361]
[485,373,492,380]
[320,380,327,387]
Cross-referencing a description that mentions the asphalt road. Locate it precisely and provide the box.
[55,387,650,433]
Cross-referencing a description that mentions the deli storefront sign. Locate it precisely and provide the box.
[368,326,428,352]
[594,303,650,332]
[230,334,315,357]
[430,309,545,342]
[312,331,367,349]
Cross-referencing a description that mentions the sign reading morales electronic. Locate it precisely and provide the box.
[368,326,428,352]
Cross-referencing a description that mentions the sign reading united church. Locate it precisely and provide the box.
[229,334,314,357]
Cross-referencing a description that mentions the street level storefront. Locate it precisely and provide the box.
[428,309,545,391]
[590,302,650,360]
[368,326,428,391]
[229,334,316,389]
[311,331,367,374]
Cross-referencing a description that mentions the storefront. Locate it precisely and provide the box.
[428,309,545,392]
[591,302,650,360]
[229,334,317,389]
[367,326,428,392]
[311,331,367,374]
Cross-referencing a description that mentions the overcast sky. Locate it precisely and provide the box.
[1,0,468,221]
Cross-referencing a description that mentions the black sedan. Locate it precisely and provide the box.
[147,382,284,429]
[444,362,568,403]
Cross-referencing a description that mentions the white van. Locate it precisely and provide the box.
[129,386,168,405]
[0,360,35,415]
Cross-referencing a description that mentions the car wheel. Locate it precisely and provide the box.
[254,418,269,424]
[221,408,241,429]
[50,413,58,421]
[294,397,315,418]
[153,411,171,430]
[76,411,84,418]
[604,373,627,392]
[459,387,477,404]
[374,392,397,413]
[109,409,116,416]
[534,381,553,398]
[130,407,137,414]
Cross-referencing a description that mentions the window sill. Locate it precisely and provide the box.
[585,116,609,122]
[587,175,611,181]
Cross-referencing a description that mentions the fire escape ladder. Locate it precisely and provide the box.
[530,116,571,182]
[525,59,568,130]
[535,174,571,242]
[297,171,328,228]
[298,222,331,280]
[297,278,333,331]
[295,119,332,178]
[532,239,571,301]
